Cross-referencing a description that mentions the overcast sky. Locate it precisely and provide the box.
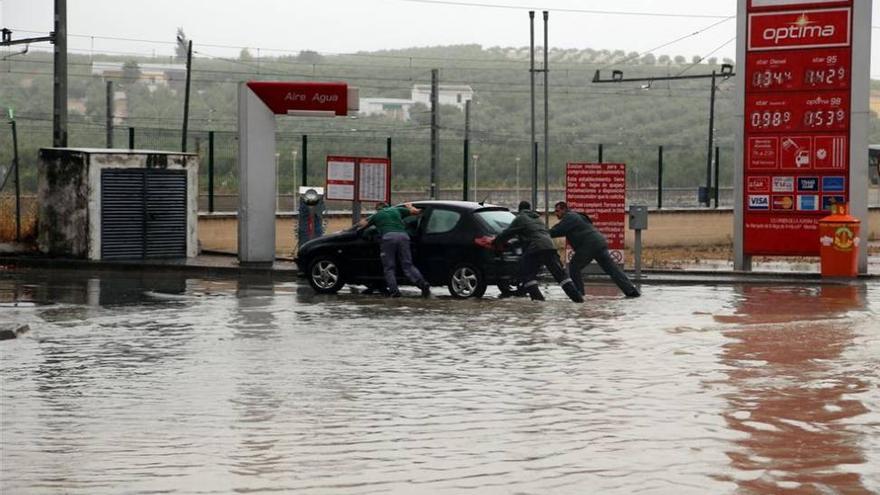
[2,0,878,76]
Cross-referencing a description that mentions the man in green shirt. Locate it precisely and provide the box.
[359,202,431,298]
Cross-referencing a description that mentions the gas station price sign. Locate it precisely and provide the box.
[746,92,848,132]
[747,47,850,91]
[742,0,853,256]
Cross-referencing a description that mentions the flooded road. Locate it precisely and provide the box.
[1,268,879,494]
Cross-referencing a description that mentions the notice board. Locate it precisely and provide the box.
[325,156,391,204]
[565,162,626,264]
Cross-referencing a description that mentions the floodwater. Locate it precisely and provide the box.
[1,268,878,495]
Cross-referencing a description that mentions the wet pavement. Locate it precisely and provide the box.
[1,267,879,494]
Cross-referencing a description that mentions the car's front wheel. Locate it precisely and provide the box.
[447,263,487,299]
[307,256,345,294]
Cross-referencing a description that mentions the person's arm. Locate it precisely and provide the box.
[357,213,376,229]
[493,216,524,247]
[549,213,574,238]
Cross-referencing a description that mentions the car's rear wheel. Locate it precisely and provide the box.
[447,263,487,299]
[308,256,345,294]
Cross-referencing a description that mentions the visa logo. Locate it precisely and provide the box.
[749,195,770,210]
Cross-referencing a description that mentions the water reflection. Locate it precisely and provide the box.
[715,284,874,493]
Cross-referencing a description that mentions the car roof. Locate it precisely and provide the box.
[405,200,508,212]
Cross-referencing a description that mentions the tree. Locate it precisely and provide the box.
[658,55,671,65]
[707,57,718,66]
[640,53,656,65]
[122,60,141,84]
[691,55,702,64]
[722,57,734,65]
[673,55,686,64]
[297,50,324,64]
[175,27,188,61]
[239,48,253,62]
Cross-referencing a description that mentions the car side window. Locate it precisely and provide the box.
[425,209,461,234]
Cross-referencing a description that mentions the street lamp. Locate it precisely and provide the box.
[275,152,281,210]
[292,149,298,209]
[515,155,521,201]
[472,154,479,202]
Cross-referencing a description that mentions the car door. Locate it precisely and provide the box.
[336,226,383,281]
[415,207,467,283]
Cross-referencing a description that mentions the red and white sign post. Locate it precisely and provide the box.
[237,81,359,263]
[565,163,627,264]
[734,0,871,271]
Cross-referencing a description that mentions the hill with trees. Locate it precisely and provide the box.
[2,43,878,196]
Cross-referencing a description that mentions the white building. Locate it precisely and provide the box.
[358,98,415,121]
[411,84,473,110]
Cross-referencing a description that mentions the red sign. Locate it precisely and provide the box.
[746,47,850,91]
[325,155,391,203]
[247,81,349,116]
[748,8,851,51]
[749,0,851,9]
[742,2,853,257]
[565,163,626,262]
[746,91,849,133]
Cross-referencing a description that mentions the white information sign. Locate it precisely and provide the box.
[358,159,390,203]
[325,157,357,200]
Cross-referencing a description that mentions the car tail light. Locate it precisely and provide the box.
[474,235,497,251]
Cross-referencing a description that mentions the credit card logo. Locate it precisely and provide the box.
[748,176,771,193]
[797,176,819,192]
[797,195,819,211]
[821,176,845,192]
[749,195,770,210]
[822,195,846,211]
[772,195,794,210]
[772,176,794,192]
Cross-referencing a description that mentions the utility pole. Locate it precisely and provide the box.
[53,0,67,147]
[463,99,470,201]
[105,80,114,148]
[542,10,549,225]
[11,117,21,241]
[705,70,716,207]
[529,11,537,208]
[430,68,439,199]
[181,39,193,152]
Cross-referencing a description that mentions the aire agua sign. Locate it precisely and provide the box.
[246,81,350,116]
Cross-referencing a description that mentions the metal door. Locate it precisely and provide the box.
[145,170,187,258]
[101,169,187,259]
[101,169,145,259]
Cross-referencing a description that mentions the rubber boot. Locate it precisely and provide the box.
[527,285,545,301]
[418,281,431,298]
[562,281,584,303]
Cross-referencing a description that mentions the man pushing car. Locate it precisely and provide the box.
[358,202,431,298]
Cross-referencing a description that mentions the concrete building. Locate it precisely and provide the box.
[91,62,187,89]
[411,84,474,110]
[358,98,415,121]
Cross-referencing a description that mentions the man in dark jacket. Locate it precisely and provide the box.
[493,201,583,302]
[550,201,640,297]
[358,202,431,298]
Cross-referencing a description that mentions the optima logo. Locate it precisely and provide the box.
[762,14,835,45]
[749,8,850,50]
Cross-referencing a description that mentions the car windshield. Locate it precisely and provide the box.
[474,209,515,234]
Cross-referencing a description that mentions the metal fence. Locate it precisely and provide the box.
[3,121,879,222]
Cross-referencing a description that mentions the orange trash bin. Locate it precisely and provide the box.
[818,203,860,277]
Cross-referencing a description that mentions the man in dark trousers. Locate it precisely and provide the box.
[493,201,583,302]
[550,201,640,298]
[358,202,431,298]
